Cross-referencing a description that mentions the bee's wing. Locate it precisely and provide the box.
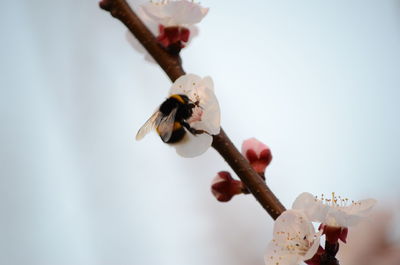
[135,111,163,141]
[157,107,178,143]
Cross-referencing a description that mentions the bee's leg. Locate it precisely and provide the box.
[181,121,209,135]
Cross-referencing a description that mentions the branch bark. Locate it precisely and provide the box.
[99,0,286,219]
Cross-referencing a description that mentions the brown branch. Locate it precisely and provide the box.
[99,0,286,219]
[212,130,285,219]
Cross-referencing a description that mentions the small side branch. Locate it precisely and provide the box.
[99,0,286,219]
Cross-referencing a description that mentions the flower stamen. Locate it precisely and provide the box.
[314,192,361,208]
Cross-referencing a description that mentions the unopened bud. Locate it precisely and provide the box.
[211,171,244,202]
[241,138,272,176]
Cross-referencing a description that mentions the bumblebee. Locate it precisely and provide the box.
[136,94,206,143]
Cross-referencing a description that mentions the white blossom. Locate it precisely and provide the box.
[292,192,377,227]
[265,210,321,265]
[169,74,220,157]
[140,0,208,27]
[126,0,203,62]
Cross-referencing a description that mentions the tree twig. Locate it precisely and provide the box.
[99,0,286,219]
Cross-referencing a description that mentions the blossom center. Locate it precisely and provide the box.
[187,106,203,123]
[273,230,315,256]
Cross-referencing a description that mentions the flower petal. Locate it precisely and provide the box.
[326,200,376,227]
[273,210,316,244]
[140,2,172,26]
[292,192,330,223]
[241,137,269,157]
[163,0,208,26]
[303,230,322,260]
[140,0,208,27]
[199,76,214,91]
[266,210,320,265]
[173,132,212,157]
[137,6,159,34]
[341,198,377,216]
[190,88,220,135]
[264,242,301,265]
[294,193,377,227]
[169,73,202,96]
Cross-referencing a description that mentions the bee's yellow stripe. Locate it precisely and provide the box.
[156,122,182,135]
[173,122,182,130]
[170,94,185,104]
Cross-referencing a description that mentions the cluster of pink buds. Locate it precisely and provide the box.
[211,138,272,202]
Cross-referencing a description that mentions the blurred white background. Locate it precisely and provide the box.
[1,0,400,264]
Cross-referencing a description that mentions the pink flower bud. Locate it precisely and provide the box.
[211,171,243,202]
[241,138,272,175]
[319,224,348,244]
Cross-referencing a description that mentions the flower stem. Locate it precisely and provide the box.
[99,0,286,220]
[320,242,340,265]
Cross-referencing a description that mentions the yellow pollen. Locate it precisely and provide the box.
[316,192,359,207]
